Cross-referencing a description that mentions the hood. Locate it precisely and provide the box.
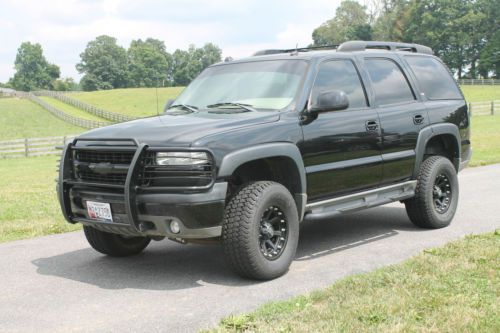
[78,111,280,146]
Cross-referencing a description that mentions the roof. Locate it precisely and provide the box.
[220,41,434,64]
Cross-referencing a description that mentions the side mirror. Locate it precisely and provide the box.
[308,90,349,114]
[163,99,175,113]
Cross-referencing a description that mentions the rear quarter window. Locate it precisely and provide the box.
[405,56,463,100]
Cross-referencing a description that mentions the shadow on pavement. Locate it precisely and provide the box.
[32,205,422,291]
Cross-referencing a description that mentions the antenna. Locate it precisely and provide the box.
[155,77,159,117]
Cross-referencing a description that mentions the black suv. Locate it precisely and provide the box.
[58,41,471,280]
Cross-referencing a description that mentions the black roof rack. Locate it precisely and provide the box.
[252,45,338,56]
[337,41,433,55]
[251,41,433,57]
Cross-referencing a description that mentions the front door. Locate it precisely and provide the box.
[299,59,382,201]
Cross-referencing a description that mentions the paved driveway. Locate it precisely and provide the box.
[1,164,499,332]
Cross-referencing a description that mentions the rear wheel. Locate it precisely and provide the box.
[222,181,299,280]
[405,156,459,229]
[83,226,151,257]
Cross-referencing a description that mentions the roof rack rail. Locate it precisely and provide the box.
[337,41,433,55]
[252,45,338,56]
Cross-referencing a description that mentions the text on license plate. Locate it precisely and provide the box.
[86,201,113,222]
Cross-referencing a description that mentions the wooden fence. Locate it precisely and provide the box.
[34,90,136,123]
[469,100,500,116]
[458,79,500,85]
[0,135,75,158]
[23,92,110,129]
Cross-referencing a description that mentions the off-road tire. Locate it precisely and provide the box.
[405,156,459,229]
[222,181,299,280]
[83,226,151,257]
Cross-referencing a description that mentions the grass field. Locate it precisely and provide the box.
[0,98,84,140]
[212,232,499,333]
[38,96,108,122]
[0,85,498,242]
[0,110,498,243]
[470,116,500,166]
[65,86,498,118]
[461,85,500,102]
[69,87,185,117]
[0,155,80,243]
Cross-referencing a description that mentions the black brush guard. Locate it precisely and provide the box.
[58,138,224,238]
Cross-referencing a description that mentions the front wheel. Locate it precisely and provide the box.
[83,226,151,257]
[405,156,459,229]
[222,181,299,280]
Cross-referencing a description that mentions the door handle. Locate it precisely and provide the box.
[413,114,424,125]
[365,120,378,132]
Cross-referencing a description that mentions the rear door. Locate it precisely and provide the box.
[363,56,428,184]
[300,58,382,201]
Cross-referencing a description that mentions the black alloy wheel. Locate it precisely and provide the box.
[259,206,288,260]
[433,173,452,214]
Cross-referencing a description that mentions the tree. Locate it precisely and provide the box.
[53,77,78,91]
[9,42,60,91]
[76,35,129,91]
[372,0,410,41]
[128,38,172,87]
[403,0,493,78]
[171,43,222,86]
[478,31,500,78]
[312,0,371,45]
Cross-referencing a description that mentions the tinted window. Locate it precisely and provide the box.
[365,58,415,105]
[312,60,367,108]
[405,56,462,100]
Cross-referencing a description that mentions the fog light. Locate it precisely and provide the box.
[170,220,181,234]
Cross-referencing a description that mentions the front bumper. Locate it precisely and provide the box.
[58,140,226,239]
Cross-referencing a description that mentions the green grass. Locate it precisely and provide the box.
[461,85,500,102]
[0,86,498,243]
[69,87,185,117]
[0,155,80,243]
[38,96,108,122]
[211,232,500,333]
[0,98,84,140]
[65,86,497,117]
[469,116,500,166]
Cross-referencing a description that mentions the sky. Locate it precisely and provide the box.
[0,0,345,82]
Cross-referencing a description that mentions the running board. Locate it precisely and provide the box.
[304,181,417,221]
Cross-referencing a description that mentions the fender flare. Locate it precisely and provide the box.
[413,123,461,177]
[217,143,307,219]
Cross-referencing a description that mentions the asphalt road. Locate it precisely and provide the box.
[1,164,499,333]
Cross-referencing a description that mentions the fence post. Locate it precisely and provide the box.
[24,138,29,157]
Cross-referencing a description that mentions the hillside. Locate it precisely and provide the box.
[38,96,108,122]
[0,97,84,140]
[66,86,498,118]
[69,87,184,117]
[460,86,500,102]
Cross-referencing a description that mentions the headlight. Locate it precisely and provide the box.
[155,152,209,166]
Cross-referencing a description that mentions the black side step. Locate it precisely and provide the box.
[304,181,417,221]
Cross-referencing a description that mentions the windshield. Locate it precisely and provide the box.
[173,60,308,111]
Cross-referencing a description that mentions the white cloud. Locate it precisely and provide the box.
[0,0,343,82]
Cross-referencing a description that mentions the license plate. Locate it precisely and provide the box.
[86,201,113,222]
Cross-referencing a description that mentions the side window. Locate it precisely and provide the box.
[405,56,462,100]
[311,60,367,109]
[365,58,415,105]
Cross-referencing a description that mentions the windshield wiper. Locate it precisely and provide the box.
[167,104,199,113]
[206,102,258,112]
